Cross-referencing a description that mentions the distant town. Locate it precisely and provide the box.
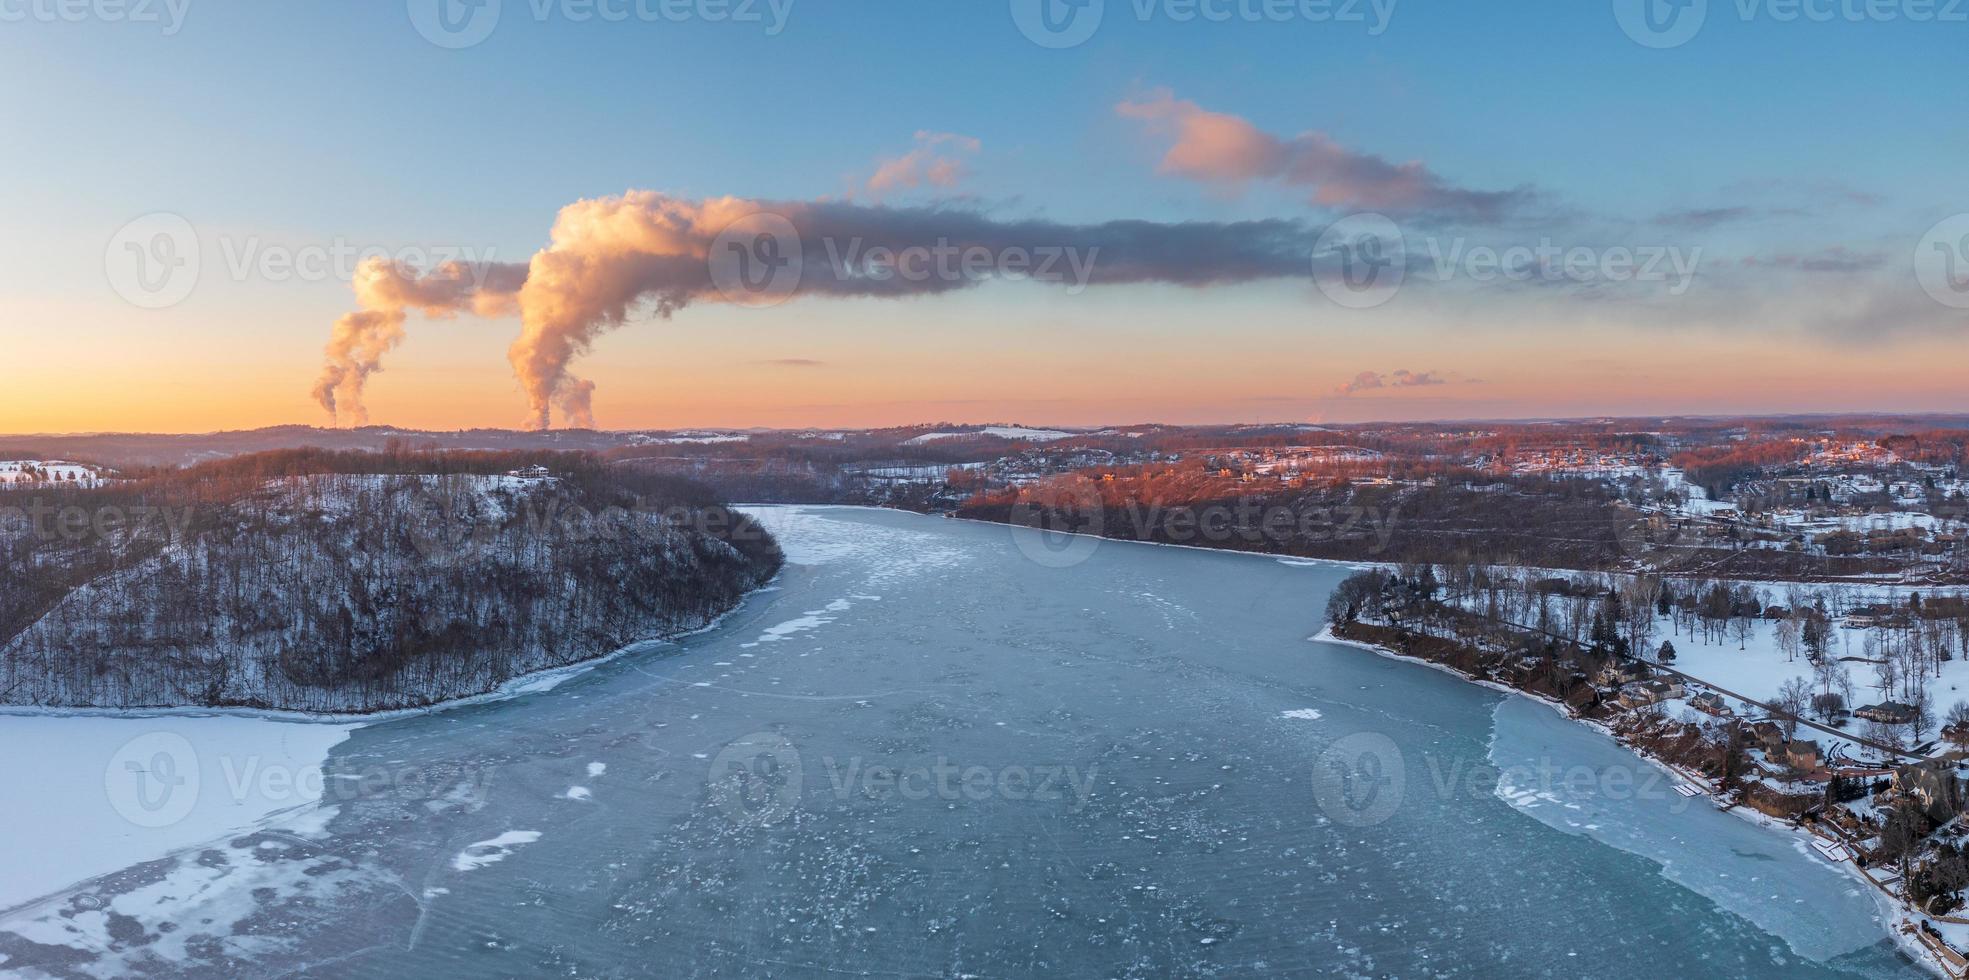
[8,415,1966,584]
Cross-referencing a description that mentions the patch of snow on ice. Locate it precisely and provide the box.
[452,831,542,872]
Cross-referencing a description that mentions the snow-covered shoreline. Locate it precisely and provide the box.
[1310,623,1945,978]
[0,572,781,919]
[0,574,780,727]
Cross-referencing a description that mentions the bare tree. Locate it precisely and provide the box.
[1776,617,1803,663]
[1730,613,1756,652]
[1773,676,1812,740]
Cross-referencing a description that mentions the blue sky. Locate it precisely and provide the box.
[2,0,1965,431]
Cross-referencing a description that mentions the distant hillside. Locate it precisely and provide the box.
[0,449,781,713]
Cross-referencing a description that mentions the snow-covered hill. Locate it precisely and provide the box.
[0,468,781,712]
[904,426,1075,445]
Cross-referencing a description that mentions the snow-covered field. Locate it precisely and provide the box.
[0,460,109,489]
[1764,510,1953,534]
[652,433,749,444]
[905,426,1075,445]
[0,713,351,910]
[1655,613,1969,718]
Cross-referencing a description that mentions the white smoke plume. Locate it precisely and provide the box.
[314,258,527,426]
[320,190,1325,430]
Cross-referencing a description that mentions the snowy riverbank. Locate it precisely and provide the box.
[0,574,780,916]
[1312,624,1946,977]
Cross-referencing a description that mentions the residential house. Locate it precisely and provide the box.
[1596,661,1651,688]
[1784,739,1823,773]
[1856,702,1920,726]
[1689,691,1732,716]
[1748,721,1786,753]
[1618,679,1684,708]
[1891,761,1964,817]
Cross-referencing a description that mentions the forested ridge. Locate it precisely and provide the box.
[0,448,782,712]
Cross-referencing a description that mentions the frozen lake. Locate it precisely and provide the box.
[0,506,1927,977]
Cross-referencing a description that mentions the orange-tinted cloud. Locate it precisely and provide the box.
[867,131,981,195]
[1117,88,1531,223]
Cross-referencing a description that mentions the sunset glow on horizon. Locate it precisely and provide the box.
[3,3,1965,435]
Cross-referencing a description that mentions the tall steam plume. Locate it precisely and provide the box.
[314,258,526,426]
[321,190,1325,429]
